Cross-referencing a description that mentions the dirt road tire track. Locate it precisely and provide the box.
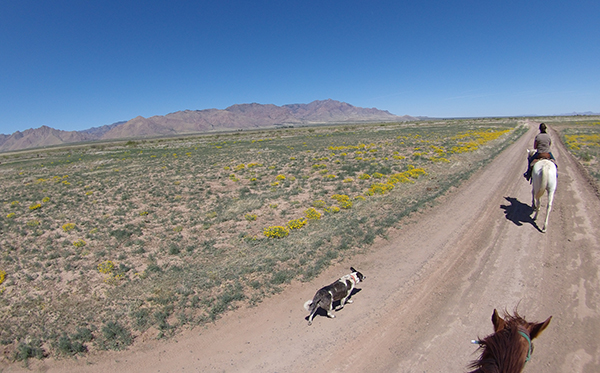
[12,122,600,372]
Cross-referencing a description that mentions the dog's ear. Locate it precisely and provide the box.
[350,267,356,272]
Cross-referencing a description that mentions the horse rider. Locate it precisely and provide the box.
[524,123,556,181]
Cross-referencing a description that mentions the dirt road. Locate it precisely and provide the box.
[17,122,600,372]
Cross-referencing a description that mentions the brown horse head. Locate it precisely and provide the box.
[468,309,552,373]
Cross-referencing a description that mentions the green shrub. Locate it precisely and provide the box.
[14,340,44,361]
[98,321,132,351]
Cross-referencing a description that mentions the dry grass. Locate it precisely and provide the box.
[552,117,600,191]
[0,119,525,361]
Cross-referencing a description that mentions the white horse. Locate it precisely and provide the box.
[527,149,557,233]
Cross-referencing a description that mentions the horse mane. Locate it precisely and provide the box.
[468,311,530,373]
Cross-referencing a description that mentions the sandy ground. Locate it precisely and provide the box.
[6,121,600,372]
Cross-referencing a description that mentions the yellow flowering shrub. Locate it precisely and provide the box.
[450,129,510,153]
[62,223,76,232]
[304,207,321,220]
[263,226,290,238]
[324,206,340,214]
[565,134,600,151]
[367,182,394,195]
[73,239,86,248]
[331,194,352,209]
[387,166,427,186]
[98,261,115,274]
[287,218,307,230]
[340,199,353,209]
[104,273,124,285]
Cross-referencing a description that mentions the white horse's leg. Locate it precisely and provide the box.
[542,168,557,233]
[542,189,554,233]
[532,188,540,220]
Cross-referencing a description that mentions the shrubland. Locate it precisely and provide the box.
[0,119,527,361]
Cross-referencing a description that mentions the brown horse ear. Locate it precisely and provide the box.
[492,309,506,332]
[529,316,552,340]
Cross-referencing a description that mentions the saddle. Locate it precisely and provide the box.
[531,152,557,167]
[537,152,552,160]
[525,152,557,183]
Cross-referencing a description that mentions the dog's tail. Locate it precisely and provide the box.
[304,300,314,312]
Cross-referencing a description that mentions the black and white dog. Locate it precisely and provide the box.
[304,267,365,325]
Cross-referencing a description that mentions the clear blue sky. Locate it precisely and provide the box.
[1,0,599,135]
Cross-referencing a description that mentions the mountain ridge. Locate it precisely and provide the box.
[0,100,416,152]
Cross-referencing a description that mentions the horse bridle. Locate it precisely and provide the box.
[471,329,533,364]
[518,330,532,363]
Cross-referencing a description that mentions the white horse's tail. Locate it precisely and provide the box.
[540,163,550,195]
[534,162,551,199]
[531,160,557,232]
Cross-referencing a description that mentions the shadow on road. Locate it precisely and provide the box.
[500,196,541,232]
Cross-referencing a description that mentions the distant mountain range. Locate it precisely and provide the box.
[0,100,416,152]
[558,111,600,116]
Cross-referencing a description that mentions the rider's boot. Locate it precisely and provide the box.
[523,167,531,181]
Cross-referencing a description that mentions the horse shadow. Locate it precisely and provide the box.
[304,288,362,322]
[500,197,542,232]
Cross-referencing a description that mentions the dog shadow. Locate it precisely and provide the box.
[500,196,542,232]
[304,288,362,322]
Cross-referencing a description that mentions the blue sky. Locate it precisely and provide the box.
[1,0,599,135]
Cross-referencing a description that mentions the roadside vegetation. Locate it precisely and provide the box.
[551,117,600,191]
[0,119,526,362]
